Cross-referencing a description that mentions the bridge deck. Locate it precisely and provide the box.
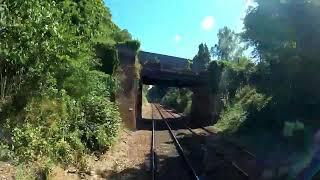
[141,68,208,87]
[139,51,208,87]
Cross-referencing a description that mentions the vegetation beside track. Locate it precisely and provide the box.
[147,1,320,178]
[0,0,139,177]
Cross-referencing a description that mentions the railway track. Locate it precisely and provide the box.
[151,104,156,180]
[161,105,259,180]
[164,108,255,157]
[150,103,200,180]
[150,103,261,179]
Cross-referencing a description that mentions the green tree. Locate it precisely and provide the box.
[242,0,320,117]
[113,29,132,42]
[147,86,168,102]
[0,0,127,98]
[0,0,131,169]
[192,43,211,73]
[160,88,193,114]
[211,27,245,61]
[243,0,320,60]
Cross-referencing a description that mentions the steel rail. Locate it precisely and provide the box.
[151,104,156,180]
[163,108,255,158]
[154,104,200,180]
[199,126,256,159]
[162,107,251,179]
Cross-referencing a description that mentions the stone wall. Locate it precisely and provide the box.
[190,86,216,126]
[116,47,217,129]
[116,45,139,129]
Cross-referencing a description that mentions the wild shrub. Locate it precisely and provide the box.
[161,88,193,114]
[81,95,121,152]
[215,86,271,133]
[147,86,168,102]
[10,92,85,165]
[0,143,14,161]
[6,90,121,167]
[215,103,247,133]
[183,99,192,115]
[63,70,118,99]
[15,158,54,180]
[161,89,180,109]
[235,86,271,112]
[0,0,129,172]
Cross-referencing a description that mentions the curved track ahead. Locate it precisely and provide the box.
[149,103,262,179]
[161,105,261,180]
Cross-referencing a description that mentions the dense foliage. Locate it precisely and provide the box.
[147,86,168,103]
[211,27,246,61]
[208,57,267,131]
[209,0,320,136]
[161,88,193,114]
[147,85,192,115]
[0,0,132,173]
[242,0,320,124]
[191,43,211,73]
[214,85,271,133]
[207,2,320,176]
[142,85,149,105]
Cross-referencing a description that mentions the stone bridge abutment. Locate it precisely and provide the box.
[116,46,216,129]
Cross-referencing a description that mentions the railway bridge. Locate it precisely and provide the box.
[116,45,215,129]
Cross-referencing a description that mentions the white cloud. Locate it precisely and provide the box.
[174,34,181,42]
[201,16,215,31]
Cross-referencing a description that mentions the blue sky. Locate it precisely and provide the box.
[105,0,254,59]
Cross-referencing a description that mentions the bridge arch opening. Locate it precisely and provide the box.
[137,51,215,129]
[116,46,215,130]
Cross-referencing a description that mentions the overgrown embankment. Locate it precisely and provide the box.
[207,1,320,175]
[0,0,136,177]
[210,0,320,143]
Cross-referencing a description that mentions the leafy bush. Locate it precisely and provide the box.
[217,58,255,99]
[0,143,14,161]
[142,85,149,105]
[9,92,84,164]
[95,43,119,75]
[81,95,121,151]
[161,88,193,114]
[15,158,54,180]
[161,89,180,108]
[215,104,247,133]
[5,90,121,168]
[63,70,118,99]
[215,86,271,133]
[235,86,271,112]
[0,0,127,173]
[15,164,36,180]
[147,86,168,103]
[119,40,141,52]
[183,98,192,114]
